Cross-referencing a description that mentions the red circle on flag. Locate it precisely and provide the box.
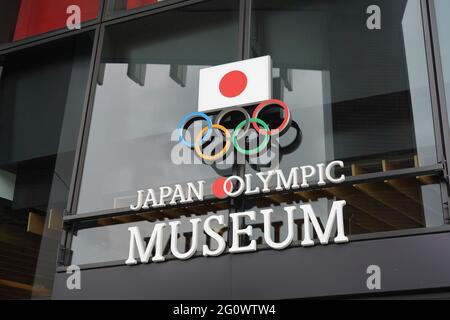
[219,71,248,98]
[211,177,233,199]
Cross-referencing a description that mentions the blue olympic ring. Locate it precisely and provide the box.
[178,112,213,148]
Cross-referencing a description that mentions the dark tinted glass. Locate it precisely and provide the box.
[240,174,444,248]
[71,202,230,265]
[247,0,436,176]
[0,33,94,299]
[0,0,101,47]
[77,0,240,214]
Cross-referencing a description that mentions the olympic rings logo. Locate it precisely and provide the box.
[177,99,292,161]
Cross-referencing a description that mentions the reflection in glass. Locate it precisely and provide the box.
[107,0,169,16]
[71,203,230,265]
[72,174,444,265]
[0,0,101,46]
[240,175,444,247]
[247,0,436,177]
[0,33,94,299]
[77,0,240,214]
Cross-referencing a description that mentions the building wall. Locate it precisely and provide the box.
[1,0,450,300]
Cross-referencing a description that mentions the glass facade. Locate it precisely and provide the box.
[248,0,436,175]
[77,0,240,214]
[241,175,443,248]
[0,0,101,47]
[76,0,445,245]
[71,203,230,265]
[0,33,94,299]
[0,0,450,299]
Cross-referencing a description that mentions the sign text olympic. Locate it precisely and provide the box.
[130,161,345,211]
[126,161,348,265]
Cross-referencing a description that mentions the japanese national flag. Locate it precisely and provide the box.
[198,56,272,113]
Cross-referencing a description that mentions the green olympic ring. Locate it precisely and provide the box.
[232,118,271,156]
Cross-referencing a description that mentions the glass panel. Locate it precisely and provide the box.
[0,0,101,46]
[435,0,450,129]
[106,0,170,17]
[240,175,444,248]
[71,202,230,265]
[0,33,94,299]
[246,0,436,178]
[77,0,240,214]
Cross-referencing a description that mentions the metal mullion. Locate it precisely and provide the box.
[66,26,103,215]
[232,0,252,248]
[99,0,108,21]
[64,0,106,217]
[58,25,105,266]
[60,224,75,266]
[242,0,252,60]
[237,0,246,59]
[420,0,450,224]
[68,26,107,217]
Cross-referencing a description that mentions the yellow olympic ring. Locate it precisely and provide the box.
[194,124,231,161]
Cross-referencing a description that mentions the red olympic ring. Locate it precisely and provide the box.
[251,99,292,136]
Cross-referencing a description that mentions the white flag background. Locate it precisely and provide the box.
[198,56,272,113]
